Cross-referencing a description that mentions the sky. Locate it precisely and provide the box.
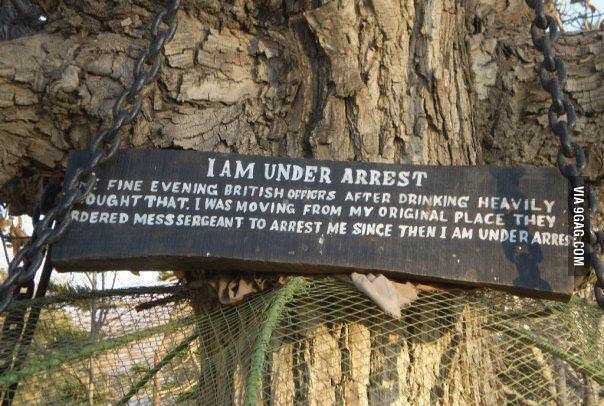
[1,0,602,289]
[561,0,604,30]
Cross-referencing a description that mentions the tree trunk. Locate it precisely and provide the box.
[0,0,601,214]
[0,0,602,404]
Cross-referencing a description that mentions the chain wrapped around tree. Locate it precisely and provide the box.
[0,0,181,313]
[524,0,603,307]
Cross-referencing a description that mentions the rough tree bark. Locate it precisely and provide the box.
[0,0,602,404]
[0,0,602,214]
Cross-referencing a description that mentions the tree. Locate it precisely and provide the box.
[81,271,117,405]
[0,0,602,403]
[0,0,601,214]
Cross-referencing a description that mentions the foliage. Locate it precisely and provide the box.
[0,279,601,405]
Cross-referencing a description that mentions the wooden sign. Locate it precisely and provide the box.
[51,150,586,300]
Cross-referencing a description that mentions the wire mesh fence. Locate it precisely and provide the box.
[0,277,602,405]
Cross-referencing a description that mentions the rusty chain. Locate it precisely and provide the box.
[524,0,603,308]
[0,0,181,313]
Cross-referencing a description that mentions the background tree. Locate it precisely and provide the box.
[81,271,117,405]
[556,0,603,31]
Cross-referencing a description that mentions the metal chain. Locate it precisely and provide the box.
[0,0,181,313]
[524,0,603,308]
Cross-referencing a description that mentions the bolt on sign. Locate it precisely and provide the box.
[51,150,588,300]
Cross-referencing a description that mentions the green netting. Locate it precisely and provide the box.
[0,277,602,405]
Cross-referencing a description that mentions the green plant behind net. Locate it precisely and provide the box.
[0,277,602,405]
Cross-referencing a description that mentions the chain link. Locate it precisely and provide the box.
[524,0,603,308]
[0,0,181,313]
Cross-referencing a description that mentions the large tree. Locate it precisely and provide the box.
[0,0,602,404]
[0,0,602,213]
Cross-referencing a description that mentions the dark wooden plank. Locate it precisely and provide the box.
[50,150,581,300]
